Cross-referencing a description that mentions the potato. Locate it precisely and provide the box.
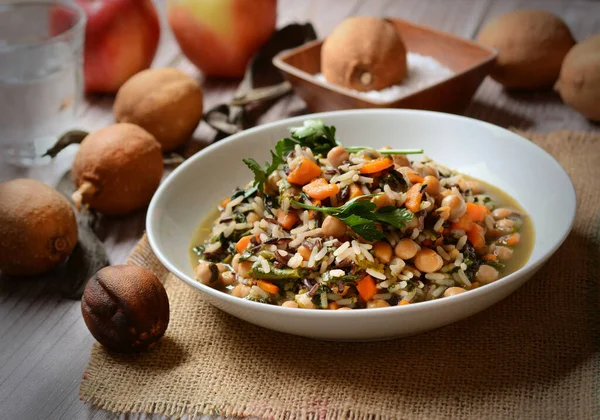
[321,16,407,91]
[114,68,204,151]
[554,34,600,121]
[477,10,575,90]
[0,179,78,276]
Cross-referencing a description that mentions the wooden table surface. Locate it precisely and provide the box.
[1,0,599,419]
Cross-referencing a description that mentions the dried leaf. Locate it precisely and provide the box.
[43,130,89,158]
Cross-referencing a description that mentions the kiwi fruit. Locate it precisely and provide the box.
[0,179,78,276]
[321,16,407,92]
[81,265,169,352]
[477,10,576,90]
[555,34,600,121]
[71,123,164,216]
[114,68,204,152]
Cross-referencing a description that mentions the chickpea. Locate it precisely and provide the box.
[327,146,349,168]
[394,238,420,260]
[337,307,353,311]
[422,165,439,178]
[465,180,483,194]
[373,241,393,263]
[298,245,312,261]
[475,264,499,284]
[496,218,515,232]
[372,193,393,209]
[367,299,390,308]
[443,287,466,297]
[194,262,228,286]
[413,248,444,273]
[405,215,420,230]
[423,175,440,195]
[232,253,241,271]
[220,270,236,287]
[236,261,253,278]
[494,246,513,261]
[231,284,251,298]
[392,155,411,167]
[492,208,513,220]
[281,300,299,308]
[246,212,260,224]
[441,194,466,220]
[265,171,281,195]
[322,215,347,238]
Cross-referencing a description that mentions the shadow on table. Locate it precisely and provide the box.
[464,99,535,130]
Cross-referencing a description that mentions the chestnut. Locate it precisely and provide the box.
[81,265,169,353]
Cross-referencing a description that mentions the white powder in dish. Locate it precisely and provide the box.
[315,52,454,103]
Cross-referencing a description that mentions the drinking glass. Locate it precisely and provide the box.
[0,0,85,166]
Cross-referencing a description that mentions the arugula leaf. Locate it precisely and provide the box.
[290,194,414,241]
[242,150,285,193]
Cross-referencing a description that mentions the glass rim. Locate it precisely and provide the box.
[0,0,86,52]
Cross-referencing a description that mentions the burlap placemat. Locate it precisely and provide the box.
[80,130,600,419]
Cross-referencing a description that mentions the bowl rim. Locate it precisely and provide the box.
[272,17,498,106]
[147,109,576,319]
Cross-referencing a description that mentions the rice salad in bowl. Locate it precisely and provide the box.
[190,120,533,310]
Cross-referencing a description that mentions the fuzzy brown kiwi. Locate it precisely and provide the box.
[71,123,164,216]
[321,16,407,92]
[0,179,78,276]
[477,10,576,90]
[81,265,169,352]
[555,34,600,121]
[113,68,204,152]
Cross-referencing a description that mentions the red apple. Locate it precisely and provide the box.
[167,0,276,78]
[76,0,160,93]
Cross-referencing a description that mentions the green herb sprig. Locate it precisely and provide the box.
[290,195,414,241]
[344,147,424,155]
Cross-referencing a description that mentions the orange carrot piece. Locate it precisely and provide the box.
[467,223,486,249]
[287,157,322,185]
[302,178,340,200]
[220,197,231,208]
[328,301,339,310]
[356,275,377,302]
[465,202,490,222]
[308,199,321,220]
[257,280,279,294]
[407,171,424,184]
[501,232,521,246]
[482,253,497,261]
[451,212,474,231]
[235,235,252,253]
[360,157,394,174]
[277,210,299,230]
[349,184,364,200]
[405,183,423,212]
[399,300,410,305]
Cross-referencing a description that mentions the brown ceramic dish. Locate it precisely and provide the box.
[272,18,497,113]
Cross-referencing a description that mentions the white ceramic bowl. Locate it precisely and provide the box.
[147,109,575,341]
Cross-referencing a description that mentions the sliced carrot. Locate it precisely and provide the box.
[399,299,410,305]
[360,157,394,174]
[356,275,377,302]
[277,210,299,230]
[298,245,312,261]
[469,282,481,290]
[257,280,279,294]
[467,223,486,249]
[302,178,340,200]
[308,199,321,220]
[287,157,322,185]
[405,183,423,212]
[451,212,474,231]
[500,232,521,246]
[407,171,424,184]
[328,301,339,310]
[235,235,252,253]
[482,253,497,261]
[465,202,490,222]
[220,197,231,208]
[349,184,364,200]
